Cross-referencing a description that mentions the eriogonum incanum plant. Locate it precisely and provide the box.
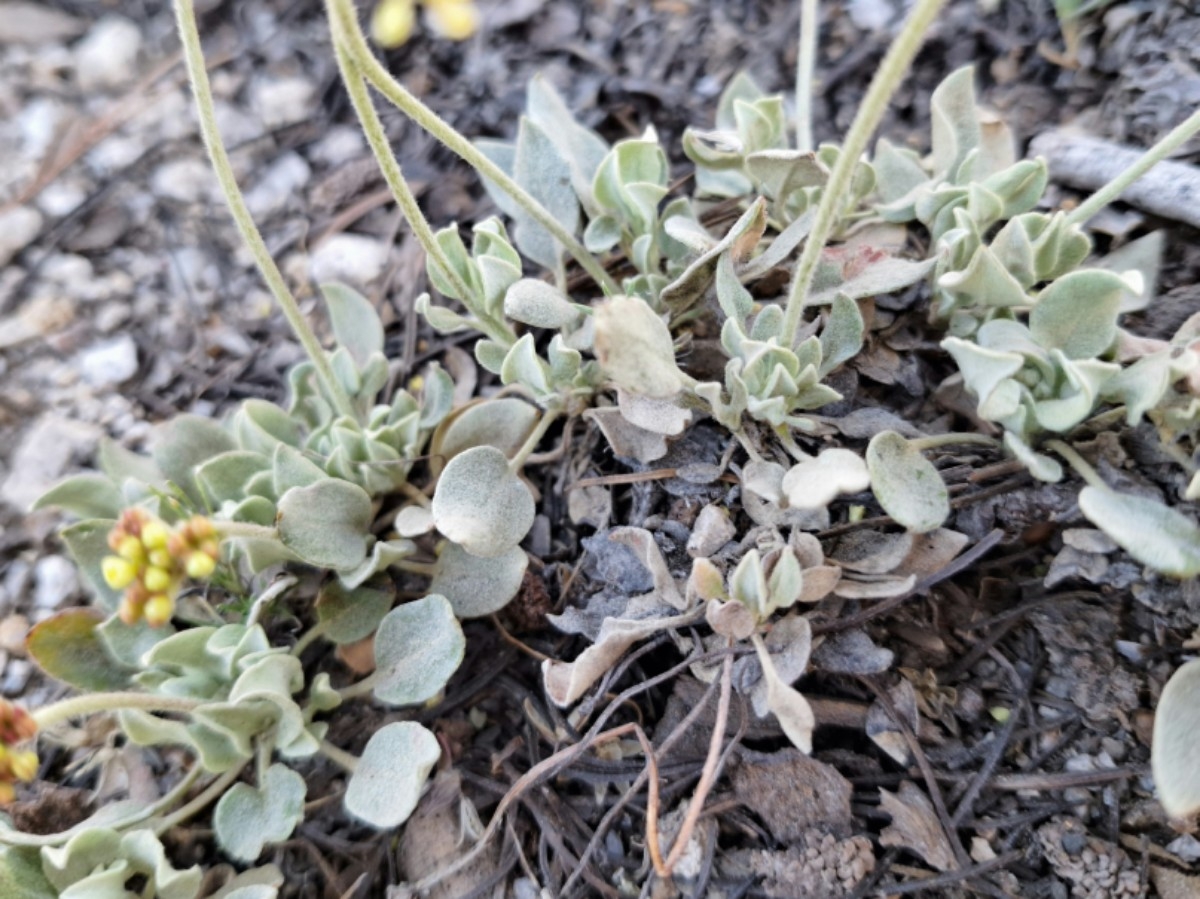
[101,510,221,628]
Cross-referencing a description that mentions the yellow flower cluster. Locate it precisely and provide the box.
[102,509,220,628]
[0,700,37,804]
[371,0,479,47]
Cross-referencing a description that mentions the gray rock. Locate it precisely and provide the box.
[78,335,139,387]
[33,555,78,610]
[251,76,315,129]
[0,3,86,44]
[74,16,142,91]
[309,234,389,286]
[245,152,312,219]
[0,205,43,266]
[151,158,218,204]
[0,415,99,511]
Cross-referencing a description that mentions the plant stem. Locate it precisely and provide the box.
[319,738,360,773]
[213,520,279,542]
[246,574,298,628]
[508,409,563,472]
[325,0,621,297]
[795,0,819,152]
[1046,439,1107,489]
[34,693,203,731]
[780,0,949,347]
[153,765,245,836]
[909,432,1003,452]
[290,621,328,658]
[1065,108,1200,228]
[172,0,356,420]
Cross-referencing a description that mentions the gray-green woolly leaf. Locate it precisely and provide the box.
[231,401,299,455]
[503,278,583,330]
[781,449,871,510]
[734,95,787,152]
[321,283,384,369]
[430,541,527,618]
[337,538,417,590]
[942,337,1024,413]
[473,139,520,219]
[418,363,455,429]
[33,473,123,520]
[593,135,669,234]
[192,451,269,507]
[1098,230,1163,313]
[474,338,508,375]
[270,444,326,496]
[427,225,478,304]
[610,526,686,609]
[97,614,173,668]
[584,406,670,463]
[316,580,395,644]
[414,293,470,334]
[276,479,372,571]
[930,67,981,181]
[1152,658,1200,819]
[214,765,306,863]
[525,74,609,209]
[500,333,552,397]
[1030,269,1129,359]
[981,158,1047,219]
[42,828,201,899]
[660,198,767,314]
[753,632,815,754]
[937,245,1029,309]
[750,303,785,341]
[1031,354,1119,432]
[231,496,278,527]
[330,347,362,397]
[729,549,770,622]
[206,865,284,899]
[616,389,693,436]
[344,722,442,828]
[59,518,121,611]
[1078,486,1200,578]
[745,149,829,200]
[872,138,929,204]
[866,432,949,533]
[26,608,134,691]
[0,846,54,899]
[583,214,622,253]
[766,548,804,611]
[432,445,535,558]
[1104,354,1174,425]
[152,414,237,504]
[511,116,579,270]
[808,254,936,306]
[819,295,865,377]
[394,505,434,537]
[716,250,754,321]
[432,398,540,473]
[594,296,685,397]
[373,594,465,705]
[740,209,816,281]
[98,437,162,486]
[1003,433,1063,483]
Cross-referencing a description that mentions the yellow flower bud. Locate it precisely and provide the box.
[118,595,144,626]
[9,751,37,783]
[144,595,174,628]
[372,0,415,47]
[116,535,146,566]
[426,0,479,40]
[141,520,170,550]
[185,551,217,580]
[188,516,215,541]
[0,782,14,805]
[143,567,172,593]
[148,548,172,570]
[102,556,137,590]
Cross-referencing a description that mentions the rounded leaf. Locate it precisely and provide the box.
[373,594,465,706]
[27,608,133,691]
[866,432,949,533]
[430,541,527,618]
[781,449,870,510]
[430,398,540,476]
[1029,269,1128,360]
[316,581,395,645]
[503,278,582,330]
[1152,659,1200,819]
[1078,485,1200,578]
[276,479,373,571]
[344,722,442,829]
[593,295,685,398]
[432,446,534,558]
[214,764,306,863]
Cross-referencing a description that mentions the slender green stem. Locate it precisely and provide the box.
[34,693,203,731]
[395,559,438,577]
[508,409,563,472]
[329,29,474,308]
[336,671,380,702]
[214,520,279,542]
[246,574,298,628]
[153,765,245,836]
[1046,439,1107,489]
[172,0,356,420]
[795,0,819,152]
[781,0,949,347]
[909,432,1003,452]
[290,621,329,657]
[325,0,621,297]
[319,738,360,773]
[1065,108,1200,228]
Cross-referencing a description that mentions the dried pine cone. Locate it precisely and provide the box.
[748,829,875,897]
[1037,820,1142,899]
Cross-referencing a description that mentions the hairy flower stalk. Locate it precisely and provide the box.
[102,510,221,627]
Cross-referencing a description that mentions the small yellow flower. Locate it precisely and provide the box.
[144,595,174,628]
[426,0,478,40]
[143,567,172,593]
[102,557,137,590]
[116,535,146,567]
[372,0,416,47]
[185,551,217,580]
[141,520,171,550]
[148,548,172,569]
[9,751,37,783]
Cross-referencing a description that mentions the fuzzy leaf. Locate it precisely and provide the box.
[1152,658,1200,819]
[511,117,579,270]
[316,580,395,645]
[214,764,306,863]
[59,518,121,611]
[26,608,133,691]
[930,66,981,181]
[1078,486,1200,578]
[819,295,865,377]
[1029,269,1128,359]
[594,296,685,398]
[753,631,815,754]
[322,283,383,369]
[344,722,442,829]
[867,432,949,533]
[373,594,465,705]
[429,542,527,618]
[431,398,540,475]
[432,446,535,558]
[152,414,237,504]
[0,847,54,899]
[503,278,583,330]
[781,449,870,510]
[276,480,372,570]
[195,451,271,506]
[33,474,123,520]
